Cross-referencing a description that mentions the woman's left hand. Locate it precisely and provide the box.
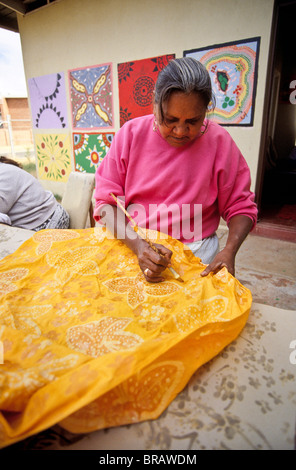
[200,215,254,278]
[200,247,235,277]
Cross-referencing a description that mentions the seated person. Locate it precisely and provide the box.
[94,58,257,281]
[0,156,69,231]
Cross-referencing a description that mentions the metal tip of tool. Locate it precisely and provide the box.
[169,267,184,282]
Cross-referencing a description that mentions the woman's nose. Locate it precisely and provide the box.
[173,123,188,135]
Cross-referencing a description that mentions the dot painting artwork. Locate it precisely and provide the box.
[28,72,68,129]
[69,64,113,130]
[73,132,114,173]
[35,133,72,182]
[184,38,260,126]
[118,54,175,127]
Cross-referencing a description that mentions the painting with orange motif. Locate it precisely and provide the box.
[73,132,114,173]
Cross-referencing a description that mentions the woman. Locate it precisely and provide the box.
[0,156,69,231]
[94,57,257,282]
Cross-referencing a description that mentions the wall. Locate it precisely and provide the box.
[17,0,275,196]
[0,97,33,149]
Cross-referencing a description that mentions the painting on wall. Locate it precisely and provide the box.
[28,72,68,129]
[73,132,114,173]
[184,37,260,126]
[69,63,113,130]
[118,54,175,127]
[35,133,72,182]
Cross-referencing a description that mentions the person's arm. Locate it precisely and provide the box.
[99,204,172,283]
[201,215,253,277]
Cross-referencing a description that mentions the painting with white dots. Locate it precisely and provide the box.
[73,132,114,173]
[69,63,113,130]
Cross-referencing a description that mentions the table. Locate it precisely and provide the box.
[0,224,295,450]
[0,223,34,260]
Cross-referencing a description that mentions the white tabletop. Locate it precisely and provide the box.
[0,224,34,261]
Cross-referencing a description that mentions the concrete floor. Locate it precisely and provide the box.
[217,225,296,311]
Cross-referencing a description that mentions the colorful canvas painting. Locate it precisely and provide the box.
[118,54,175,126]
[73,132,114,173]
[28,72,68,129]
[35,133,72,182]
[184,38,260,126]
[69,64,113,130]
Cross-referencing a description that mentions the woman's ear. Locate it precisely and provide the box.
[153,102,160,124]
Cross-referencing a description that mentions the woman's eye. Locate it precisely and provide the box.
[164,117,200,126]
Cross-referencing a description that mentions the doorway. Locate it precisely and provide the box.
[255,0,296,242]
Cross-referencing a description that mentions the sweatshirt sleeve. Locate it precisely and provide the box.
[0,168,19,214]
[216,136,258,228]
[94,125,129,220]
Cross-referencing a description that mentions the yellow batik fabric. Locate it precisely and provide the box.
[0,227,252,448]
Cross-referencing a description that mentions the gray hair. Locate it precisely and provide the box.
[154,57,215,122]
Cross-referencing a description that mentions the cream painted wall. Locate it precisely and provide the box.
[18,0,274,195]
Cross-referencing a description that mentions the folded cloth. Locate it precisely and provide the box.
[0,227,252,448]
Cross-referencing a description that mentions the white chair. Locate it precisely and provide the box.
[61,172,95,229]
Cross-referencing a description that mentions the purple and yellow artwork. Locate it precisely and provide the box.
[184,38,260,126]
[28,73,68,129]
[69,63,113,130]
[73,132,114,173]
[35,133,72,182]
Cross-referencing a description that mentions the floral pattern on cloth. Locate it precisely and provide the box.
[66,317,143,357]
[0,268,29,296]
[103,272,181,309]
[0,227,252,448]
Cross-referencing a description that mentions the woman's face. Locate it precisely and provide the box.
[154,91,207,147]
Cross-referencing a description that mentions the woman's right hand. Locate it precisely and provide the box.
[135,239,173,283]
[99,204,173,283]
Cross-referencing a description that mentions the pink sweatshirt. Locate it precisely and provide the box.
[94,114,257,243]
